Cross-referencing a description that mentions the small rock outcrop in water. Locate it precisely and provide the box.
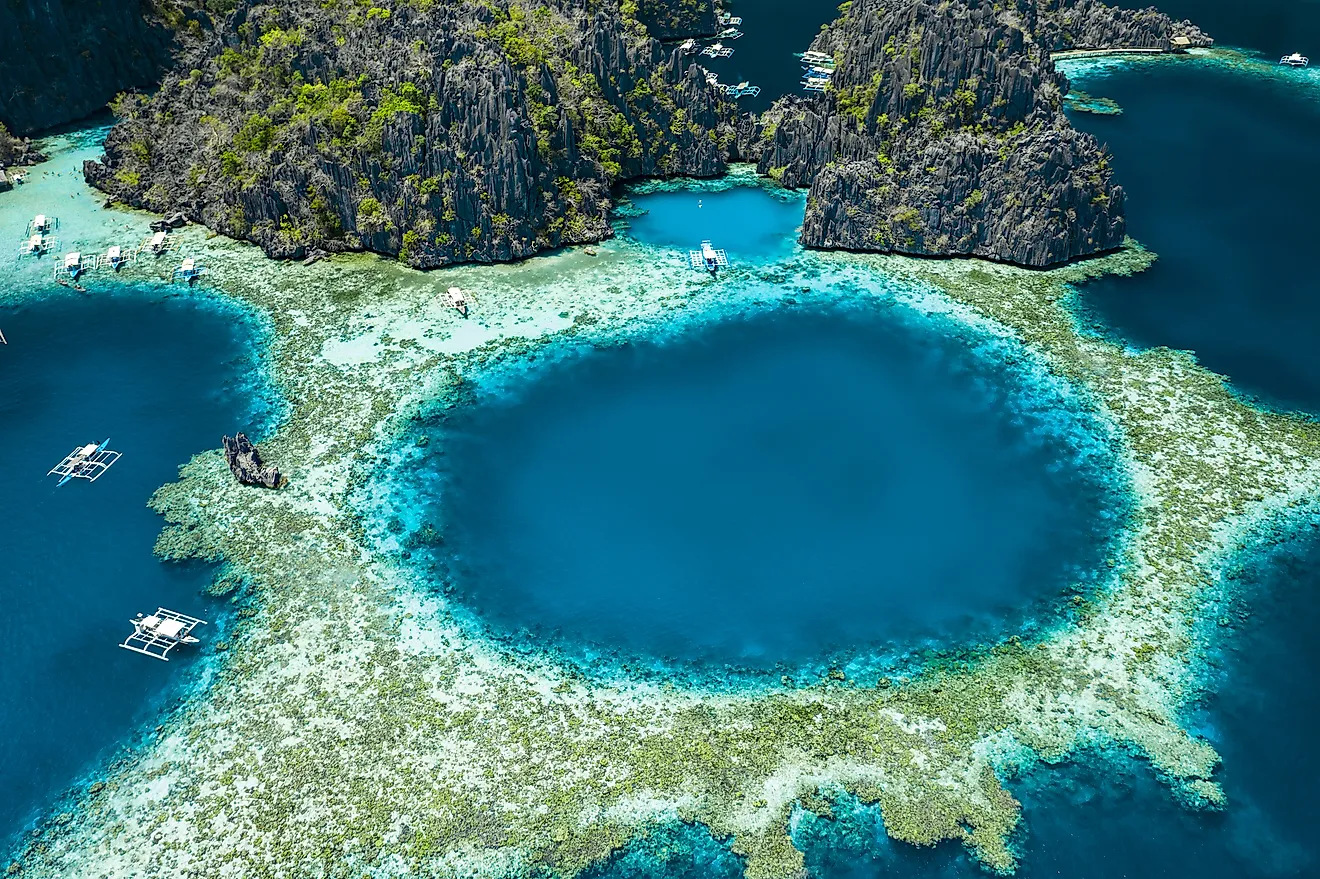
[223,433,282,489]
[83,0,741,268]
[748,0,1207,266]
[0,123,47,174]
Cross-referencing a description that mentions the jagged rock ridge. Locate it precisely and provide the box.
[84,0,741,267]
[0,0,197,136]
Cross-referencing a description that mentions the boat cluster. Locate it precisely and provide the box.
[679,11,761,99]
[798,50,836,92]
[41,437,208,659]
[15,214,205,288]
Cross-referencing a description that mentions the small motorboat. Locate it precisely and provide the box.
[1280,52,1310,67]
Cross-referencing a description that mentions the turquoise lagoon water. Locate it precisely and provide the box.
[383,187,1127,681]
[618,184,804,262]
[583,520,1320,878]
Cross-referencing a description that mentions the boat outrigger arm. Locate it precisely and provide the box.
[48,438,121,485]
[120,608,207,660]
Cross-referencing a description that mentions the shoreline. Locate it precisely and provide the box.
[6,116,1320,879]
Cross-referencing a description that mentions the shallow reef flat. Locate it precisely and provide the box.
[8,152,1320,879]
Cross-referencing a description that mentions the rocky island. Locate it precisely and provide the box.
[3,0,1210,267]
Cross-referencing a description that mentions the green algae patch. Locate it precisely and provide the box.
[11,179,1320,879]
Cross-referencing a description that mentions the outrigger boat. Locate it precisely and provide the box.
[54,251,84,281]
[48,438,121,486]
[718,27,743,39]
[120,608,207,661]
[97,244,131,271]
[688,240,729,276]
[726,81,762,98]
[719,12,742,26]
[680,38,699,54]
[701,42,734,58]
[18,233,55,257]
[1280,52,1310,67]
[448,286,470,317]
[139,229,170,256]
[173,256,205,282]
[26,214,57,235]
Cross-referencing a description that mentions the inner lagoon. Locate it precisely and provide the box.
[398,284,1125,678]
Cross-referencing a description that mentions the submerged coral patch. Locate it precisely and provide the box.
[382,292,1127,678]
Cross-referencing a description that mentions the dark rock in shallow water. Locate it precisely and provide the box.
[149,212,189,232]
[748,0,1176,266]
[0,123,46,169]
[223,433,281,489]
[0,0,193,136]
[84,0,742,269]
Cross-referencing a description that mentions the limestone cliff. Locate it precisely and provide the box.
[84,0,741,267]
[1034,0,1213,52]
[0,0,196,136]
[750,0,1143,266]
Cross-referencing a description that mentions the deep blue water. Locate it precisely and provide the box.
[403,296,1123,677]
[583,521,1320,879]
[1066,60,1320,413]
[696,0,842,112]
[0,287,271,845]
[620,186,804,262]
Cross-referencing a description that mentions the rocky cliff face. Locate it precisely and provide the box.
[749,0,1149,266]
[84,0,741,267]
[0,124,46,168]
[1034,0,1213,52]
[633,0,717,41]
[0,0,195,136]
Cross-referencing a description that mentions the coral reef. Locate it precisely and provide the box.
[9,146,1320,879]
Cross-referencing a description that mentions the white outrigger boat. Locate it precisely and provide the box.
[719,12,742,26]
[48,438,121,486]
[689,240,729,275]
[680,38,699,54]
[718,27,743,39]
[120,608,207,660]
[96,244,132,271]
[18,233,56,257]
[701,41,734,58]
[1280,52,1309,67]
[26,214,57,235]
[173,256,205,282]
[139,229,171,256]
[447,286,471,317]
[54,251,84,281]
